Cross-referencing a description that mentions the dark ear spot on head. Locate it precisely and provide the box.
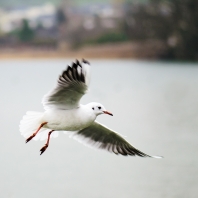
[92,107,94,110]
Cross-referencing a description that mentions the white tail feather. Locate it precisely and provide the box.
[19,111,59,141]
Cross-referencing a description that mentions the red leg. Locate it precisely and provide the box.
[25,122,47,143]
[40,130,54,155]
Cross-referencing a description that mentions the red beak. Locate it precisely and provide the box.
[103,111,113,116]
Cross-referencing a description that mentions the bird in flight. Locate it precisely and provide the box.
[20,59,162,158]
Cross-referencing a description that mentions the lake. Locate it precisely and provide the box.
[0,59,198,198]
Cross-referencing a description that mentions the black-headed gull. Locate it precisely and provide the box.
[20,59,162,158]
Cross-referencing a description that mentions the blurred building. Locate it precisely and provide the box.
[57,3,125,50]
[0,3,57,33]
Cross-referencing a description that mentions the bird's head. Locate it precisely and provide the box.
[87,102,113,117]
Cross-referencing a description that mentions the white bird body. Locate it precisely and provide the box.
[43,104,96,131]
[20,59,162,157]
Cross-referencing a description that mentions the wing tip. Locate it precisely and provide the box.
[82,58,90,65]
[71,59,90,67]
[150,155,164,159]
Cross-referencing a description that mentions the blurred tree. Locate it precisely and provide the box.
[124,0,198,60]
[56,8,67,25]
[169,0,198,60]
[18,19,34,42]
[94,32,128,44]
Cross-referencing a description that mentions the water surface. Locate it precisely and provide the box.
[0,59,197,198]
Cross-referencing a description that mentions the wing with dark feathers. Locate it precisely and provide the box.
[70,121,162,158]
[42,59,90,110]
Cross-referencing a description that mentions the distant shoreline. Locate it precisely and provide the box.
[0,41,165,60]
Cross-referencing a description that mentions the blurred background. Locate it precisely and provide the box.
[0,0,198,198]
[0,0,197,60]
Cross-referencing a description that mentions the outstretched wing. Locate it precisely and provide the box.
[69,121,162,158]
[42,59,91,110]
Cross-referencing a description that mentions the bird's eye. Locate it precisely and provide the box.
[98,106,101,110]
[92,107,94,110]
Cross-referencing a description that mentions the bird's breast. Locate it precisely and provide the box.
[43,108,95,131]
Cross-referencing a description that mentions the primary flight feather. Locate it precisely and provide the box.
[19,59,162,158]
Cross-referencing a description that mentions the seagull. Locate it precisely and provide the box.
[20,59,162,158]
